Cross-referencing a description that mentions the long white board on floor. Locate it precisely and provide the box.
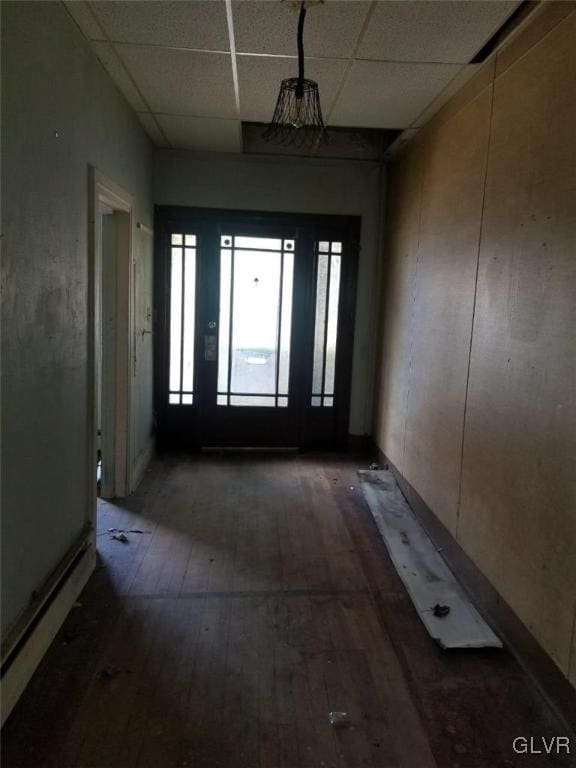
[358,470,502,649]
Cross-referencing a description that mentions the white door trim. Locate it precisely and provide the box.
[88,168,134,522]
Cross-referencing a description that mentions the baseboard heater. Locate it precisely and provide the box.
[0,526,95,726]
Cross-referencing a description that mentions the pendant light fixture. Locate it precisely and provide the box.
[263,1,326,148]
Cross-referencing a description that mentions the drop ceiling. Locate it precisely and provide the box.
[66,0,521,154]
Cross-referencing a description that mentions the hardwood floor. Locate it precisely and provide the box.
[2,453,572,767]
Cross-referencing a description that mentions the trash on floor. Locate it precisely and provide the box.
[328,711,350,728]
[98,665,125,680]
[108,527,150,534]
[111,532,128,543]
[433,603,451,618]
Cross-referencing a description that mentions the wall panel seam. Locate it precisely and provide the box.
[454,81,496,541]
[400,157,424,474]
[418,62,495,143]
[369,163,388,437]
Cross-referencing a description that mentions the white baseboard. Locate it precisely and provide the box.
[0,545,96,727]
[130,436,155,494]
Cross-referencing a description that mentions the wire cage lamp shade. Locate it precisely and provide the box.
[263,77,325,147]
[263,3,326,148]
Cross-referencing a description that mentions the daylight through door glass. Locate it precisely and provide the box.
[168,233,196,405]
[217,235,294,407]
[311,240,342,407]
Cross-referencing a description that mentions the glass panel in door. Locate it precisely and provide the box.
[217,235,294,408]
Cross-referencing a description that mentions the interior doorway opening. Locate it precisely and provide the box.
[89,170,134,519]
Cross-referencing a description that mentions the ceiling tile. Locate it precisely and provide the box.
[357,1,520,64]
[116,45,237,118]
[89,1,229,50]
[330,60,461,129]
[233,0,371,58]
[137,113,169,147]
[90,41,148,112]
[237,55,348,123]
[65,1,106,40]
[156,115,242,153]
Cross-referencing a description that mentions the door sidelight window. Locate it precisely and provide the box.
[311,241,342,407]
[169,233,197,405]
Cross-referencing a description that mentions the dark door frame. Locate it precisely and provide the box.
[154,205,360,450]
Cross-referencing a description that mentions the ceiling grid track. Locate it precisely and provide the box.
[324,0,379,126]
[62,0,526,153]
[225,0,243,151]
[84,0,172,148]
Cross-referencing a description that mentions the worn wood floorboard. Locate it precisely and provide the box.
[1,454,572,768]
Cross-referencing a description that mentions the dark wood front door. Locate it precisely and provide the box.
[154,207,359,450]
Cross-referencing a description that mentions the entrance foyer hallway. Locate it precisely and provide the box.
[1,454,571,768]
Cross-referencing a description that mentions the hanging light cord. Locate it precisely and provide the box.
[263,0,325,146]
[296,2,306,97]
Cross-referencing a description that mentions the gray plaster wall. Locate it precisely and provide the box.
[1,2,154,639]
[154,150,385,436]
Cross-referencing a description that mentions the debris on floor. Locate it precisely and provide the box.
[106,526,153,543]
[358,469,502,650]
[98,665,130,680]
[98,666,121,680]
[328,711,350,728]
[108,527,150,534]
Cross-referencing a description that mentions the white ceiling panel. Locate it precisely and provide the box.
[357,1,520,64]
[330,60,461,129]
[116,45,237,118]
[156,115,242,153]
[65,1,106,40]
[137,113,169,147]
[90,41,148,112]
[68,0,530,148]
[90,1,230,50]
[233,0,371,59]
[237,55,348,123]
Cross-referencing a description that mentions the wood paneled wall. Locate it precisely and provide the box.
[374,3,576,682]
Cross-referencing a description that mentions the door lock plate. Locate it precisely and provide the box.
[204,335,217,361]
